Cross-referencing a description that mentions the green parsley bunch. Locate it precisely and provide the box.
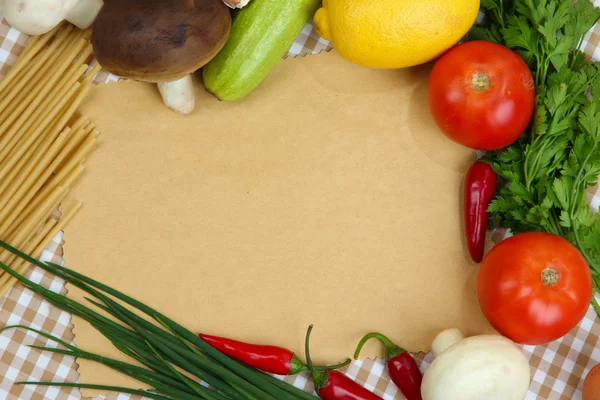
[470,0,600,311]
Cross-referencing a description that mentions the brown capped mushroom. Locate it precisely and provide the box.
[91,0,231,115]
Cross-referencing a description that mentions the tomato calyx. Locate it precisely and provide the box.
[470,72,491,93]
[541,267,560,288]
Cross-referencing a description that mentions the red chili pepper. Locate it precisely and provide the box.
[464,161,497,263]
[354,333,422,400]
[305,325,383,400]
[199,333,350,375]
[317,370,383,400]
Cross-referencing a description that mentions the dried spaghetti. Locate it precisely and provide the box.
[0,24,99,297]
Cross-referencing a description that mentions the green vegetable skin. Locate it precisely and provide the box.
[471,0,600,314]
[203,0,320,101]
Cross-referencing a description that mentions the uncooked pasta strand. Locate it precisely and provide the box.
[82,61,102,85]
[0,186,65,262]
[0,124,50,211]
[0,26,75,130]
[0,73,85,183]
[6,126,90,235]
[0,201,81,297]
[15,187,69,251]
[0,63,88,177]
[0,81,91,191]
[0,105,85,211]
[0,24,66,103]
[0,27,98,294]
[0,31,78,121]
[5,164,84,240]
[0,34,85,159]
[0,31,86,161]
[0,84,80,212]
[0,186,69,280]
[50,130,98,182]
[0,109,93,238]
[53,122,95,172]
[24,218,59,258]
[0,130,71,237]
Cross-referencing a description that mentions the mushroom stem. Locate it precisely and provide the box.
[66,0,104,29]
[431,328,465,357]
[157,76,196,115]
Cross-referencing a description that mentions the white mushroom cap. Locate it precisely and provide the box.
[66,0,103,29]
[1,0,103,36]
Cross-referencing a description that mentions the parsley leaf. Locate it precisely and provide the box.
[473,1,600,305]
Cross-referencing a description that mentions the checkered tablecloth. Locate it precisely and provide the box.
[3,5,600,399]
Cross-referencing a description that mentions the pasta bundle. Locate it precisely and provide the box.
[0,24,100,297]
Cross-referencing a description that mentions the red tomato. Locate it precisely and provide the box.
[477,232,592,345]
[428,40,535,151]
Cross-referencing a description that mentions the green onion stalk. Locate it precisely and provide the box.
[0,240,317,400]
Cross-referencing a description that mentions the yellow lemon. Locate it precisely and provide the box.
[314,0,480,69]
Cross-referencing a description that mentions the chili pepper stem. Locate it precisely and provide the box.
[289,354,306,375]
[355,333,422,400]
[305,325,329,390]
[354,332,405,361]
[316,358,352,372]
[289,355,352,375]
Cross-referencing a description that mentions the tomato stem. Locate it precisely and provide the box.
[541,267,560,287]
[470,72,491,92]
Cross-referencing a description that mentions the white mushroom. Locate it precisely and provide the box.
[0,0,104,36]
[421,328,531,400]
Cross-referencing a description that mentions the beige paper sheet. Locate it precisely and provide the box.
[65,50,495,394]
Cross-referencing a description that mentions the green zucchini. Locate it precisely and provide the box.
[202,0,321,101]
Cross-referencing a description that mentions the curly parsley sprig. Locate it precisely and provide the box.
[470,0,600,313]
